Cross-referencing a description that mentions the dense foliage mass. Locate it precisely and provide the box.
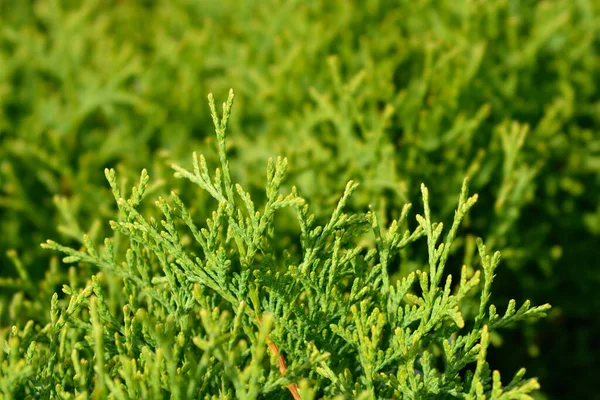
[4,90,551,399]
[1,0,598,397]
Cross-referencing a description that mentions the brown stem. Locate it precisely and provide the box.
[266,338,301,399]
[258,317,301,399]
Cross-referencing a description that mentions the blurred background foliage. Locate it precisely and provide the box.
[0,0,599,397]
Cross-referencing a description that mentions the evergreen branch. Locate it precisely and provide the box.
[25,90,553,399]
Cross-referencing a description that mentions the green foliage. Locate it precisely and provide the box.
[1,0,598,397]
[1,92,550,399]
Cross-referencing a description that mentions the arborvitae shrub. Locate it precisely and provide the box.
[1,0,598,397]
[0,91,551,399]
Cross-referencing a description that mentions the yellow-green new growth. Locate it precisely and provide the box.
[6,91,551,399]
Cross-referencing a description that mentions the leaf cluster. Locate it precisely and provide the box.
[1,0,598,396]
[1,93,550,399]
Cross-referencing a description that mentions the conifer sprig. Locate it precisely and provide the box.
[0,90,550,398]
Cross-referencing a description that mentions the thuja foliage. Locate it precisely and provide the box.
[1,0,599,396]
[1,92,550,399]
